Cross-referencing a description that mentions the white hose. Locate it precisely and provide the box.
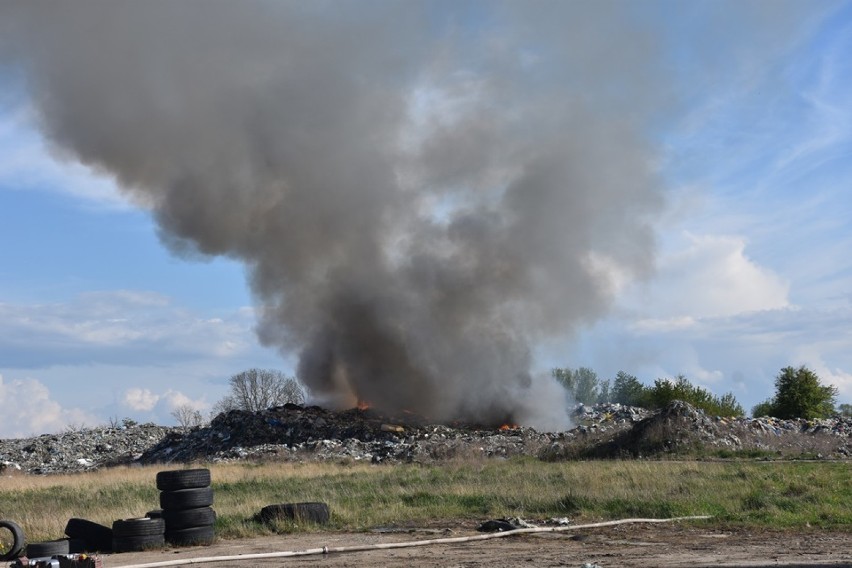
[112,516,711,568]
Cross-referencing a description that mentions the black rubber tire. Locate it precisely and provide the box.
[26,538,70,558]
[64,518,113,552]
[162,507,216,531]
[165,526,215,547]
[160,487,214,510]
[0,519,25,561]
[112,517,166,538]
[146,509,164,519]
[156,469,211,491]
[112,534,165,553]
[259,502,330,525]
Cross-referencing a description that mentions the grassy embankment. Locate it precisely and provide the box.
[1,459,849,544]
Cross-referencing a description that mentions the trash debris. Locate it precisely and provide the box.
[506,517,537,528]
[0,424,171,475]
[0,402,848,474]
[477,519,518,532]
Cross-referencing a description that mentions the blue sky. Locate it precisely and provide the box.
[1,1,850,437]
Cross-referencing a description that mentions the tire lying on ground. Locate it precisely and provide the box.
[112,518,166,553]
[159,487,214,510]
[156,469,211,492]
[0,519,25,561]
[64,518,113,552]
[259,502,330,525]
[25,538,70,558]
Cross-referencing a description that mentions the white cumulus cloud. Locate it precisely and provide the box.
[0,373,97,438]
[626,232,790,324]
[121,387,209,426]
[123,387,161,411]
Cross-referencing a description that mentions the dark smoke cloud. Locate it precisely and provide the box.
[1,0,690,429]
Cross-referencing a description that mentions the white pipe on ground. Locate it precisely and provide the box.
[112,516,711,568]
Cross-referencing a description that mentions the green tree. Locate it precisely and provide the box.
[770,366,837,419]
[647,376,681,407]
[551,367,600,404]
[213,368,306,415]
[611,371,647,407]
[751,399,775,417]
[574,367,600,405]
[838,403,852,418]
[552,368,575,393]
[597,379,611,404]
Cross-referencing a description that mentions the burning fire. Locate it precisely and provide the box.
[499,423,520,431]
[356,400,371,411]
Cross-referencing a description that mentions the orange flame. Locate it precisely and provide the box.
[356,400,371,411]
[499,423,519,431]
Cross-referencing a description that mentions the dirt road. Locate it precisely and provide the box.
[107,523,850,568]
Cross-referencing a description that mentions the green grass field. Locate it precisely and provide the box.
[0,459,849,545]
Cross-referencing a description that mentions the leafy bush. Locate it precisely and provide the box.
[645,375,744,417]
[751,399,775,418]
[553,368,743,416]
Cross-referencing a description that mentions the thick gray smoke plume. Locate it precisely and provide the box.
[2,1,672,429]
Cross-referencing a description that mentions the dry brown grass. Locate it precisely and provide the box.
[1,459,848,543]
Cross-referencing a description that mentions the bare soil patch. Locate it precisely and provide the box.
[108,524,851,568]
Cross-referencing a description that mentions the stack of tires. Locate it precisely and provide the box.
[112,517,165,553]
[156,469,216,546]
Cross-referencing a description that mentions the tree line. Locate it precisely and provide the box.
[553,365,844,420]
[172,364,846,429]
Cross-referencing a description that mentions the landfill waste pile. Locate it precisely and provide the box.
[581,400,852,459]
[0,424,171,475]
[1,402,849,475]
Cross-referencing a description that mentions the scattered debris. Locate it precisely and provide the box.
[505,517,537,529]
